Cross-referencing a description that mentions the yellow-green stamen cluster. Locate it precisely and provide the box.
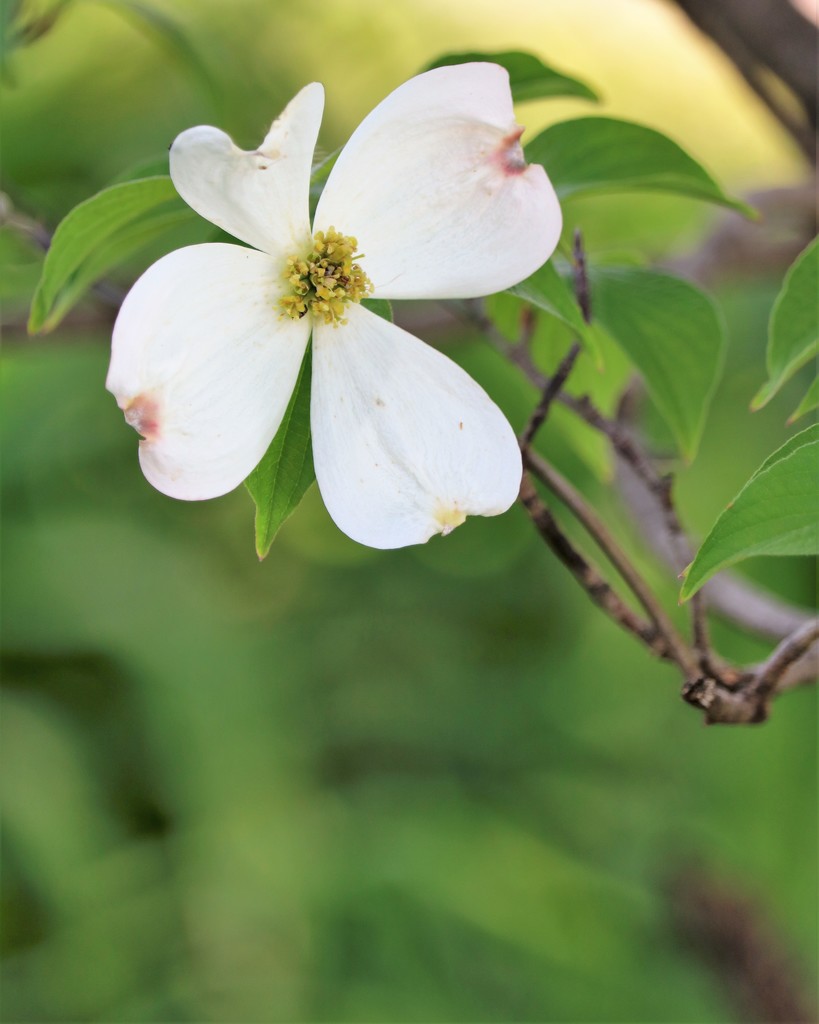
[280,227,373,326]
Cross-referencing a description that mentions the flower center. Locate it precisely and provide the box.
[279,227,373,326]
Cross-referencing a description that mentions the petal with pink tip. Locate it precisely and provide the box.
[107,243,310,500]
[314,63,561,300]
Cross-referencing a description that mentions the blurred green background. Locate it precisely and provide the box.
[1,1,816,1021]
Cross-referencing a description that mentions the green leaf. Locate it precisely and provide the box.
[245,345,315,559]
[526,117,752,215]
[510,260,603,367]
[484,290,630,481]
[28,176,194,333]
[591,267,726,460]
[751,237,819,411]
[680,425,819,601]
[361,298,394,322]
[424,50,598,103]
[789,376,819,423]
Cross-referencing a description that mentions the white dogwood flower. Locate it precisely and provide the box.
[107,63,562,548]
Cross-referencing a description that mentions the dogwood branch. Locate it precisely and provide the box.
[612,439,814,641]
[531,233,715,673]
[518,471,678,662]
[753,619,819,701]
[519,341,581,448]
[476,227,816,723]
[455,295,812,639]
[523,449,697,675]
[517,232,700,677]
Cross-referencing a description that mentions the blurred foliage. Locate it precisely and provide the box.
[1,0,816,1021]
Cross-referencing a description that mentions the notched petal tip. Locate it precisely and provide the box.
[120,392,162,443]
[433,503,467,538]
[493,125,528,176]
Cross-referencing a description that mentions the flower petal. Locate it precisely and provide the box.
[314,63,561,300]
[311,303,521,548]
[107,243,310,500]
[169,82,324,257]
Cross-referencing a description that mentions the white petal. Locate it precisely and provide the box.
[311,303,521,548]
[169,83,324,257]
[314,64,561,300]
[107,243,310,500]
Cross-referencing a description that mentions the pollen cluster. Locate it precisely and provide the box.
[280,228,373,326]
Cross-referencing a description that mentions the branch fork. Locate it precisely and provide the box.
[506,230,817,725]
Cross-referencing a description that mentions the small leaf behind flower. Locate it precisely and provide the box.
[246,345,315,559]
[361,298,394,322]
[526,117,753,215]
[424,50,598,103]
[680,425,819,601]
[28,176,195,333]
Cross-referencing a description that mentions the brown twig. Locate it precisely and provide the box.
[612,389,714,671]
[518,472,675,661]
[752,618,819,701]
[524,449,697,675]
[517,232,700,676]
[524,234,717,676]
[458,302,773,670]
[681,621,819,725]
[519,341,581,448]
[518,232,589,447]
[613,445,814,640]
[465,218,816,722]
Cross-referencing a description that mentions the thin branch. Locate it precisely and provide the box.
[463,242,816,722]
[519,341,581,448]
[519,231,589,447]
[516,231,695,669]
[452,295,672,495]
[518,472,675,662]
[615,444,814,640]
[773,637,819,693]
[572,227,592,323]
[753,619,819,700]
[611,391,714,671]
[516,232,698,667]
[524,449,697,675]
[681,625,819,726]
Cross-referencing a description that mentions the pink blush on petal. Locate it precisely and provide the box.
[122,393,162,442]
[493,126,527,176]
